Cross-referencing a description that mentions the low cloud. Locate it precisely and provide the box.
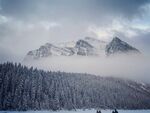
[0,15,62,59]
[88,18,150,40]
[23,55,150,83]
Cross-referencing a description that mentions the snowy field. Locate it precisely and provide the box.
[0,109,150,113]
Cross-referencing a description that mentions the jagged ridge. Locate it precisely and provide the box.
[24,37,140,60]
[105,37,140,56]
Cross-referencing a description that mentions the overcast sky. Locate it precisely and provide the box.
[0,0,150,62]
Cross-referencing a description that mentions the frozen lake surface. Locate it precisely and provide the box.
[0,109,150,113]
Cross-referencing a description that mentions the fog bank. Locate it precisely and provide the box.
[23,55,150,83]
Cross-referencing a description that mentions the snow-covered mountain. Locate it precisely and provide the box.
[106,37,140,56]
[56,41,76,48]
[25,43,74,60]
[74,39,96,56]
[84,37,106,49]
[24,37,106,60]
[84,37,107,56]
[24,37,140,60]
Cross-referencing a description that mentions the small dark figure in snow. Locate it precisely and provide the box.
[112,109,118,113]
[96,110,101,113]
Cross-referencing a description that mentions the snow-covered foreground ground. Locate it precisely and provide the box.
[0,109,150,113]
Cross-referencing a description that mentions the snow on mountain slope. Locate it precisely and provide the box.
[106,37,140,56]
[24,43,74,60]
[74,39,97,56]
[24,37,105,60]
[84,37,107,56]
[84,37,107,49]
[56,37,107,56]
[24,37,140,60]
[56,41,76,48]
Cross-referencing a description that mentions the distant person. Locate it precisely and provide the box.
[96,110,101,113]
[112,109,118,113]
[114,109,118,113]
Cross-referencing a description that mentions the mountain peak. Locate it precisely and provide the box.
[76,39,93,48]
[45,43,53,47]
[24,36,141,60]
[75,39,96,56]
[112,37,122,42]
[106,37,140,56]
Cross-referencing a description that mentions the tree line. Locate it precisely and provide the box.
[0,62,150,111]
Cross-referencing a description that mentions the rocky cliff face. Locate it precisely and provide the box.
[105,37,140,56]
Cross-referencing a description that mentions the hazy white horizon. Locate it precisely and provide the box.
[23,55,150,83]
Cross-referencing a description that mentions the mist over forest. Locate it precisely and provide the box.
[23,55,150,83]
